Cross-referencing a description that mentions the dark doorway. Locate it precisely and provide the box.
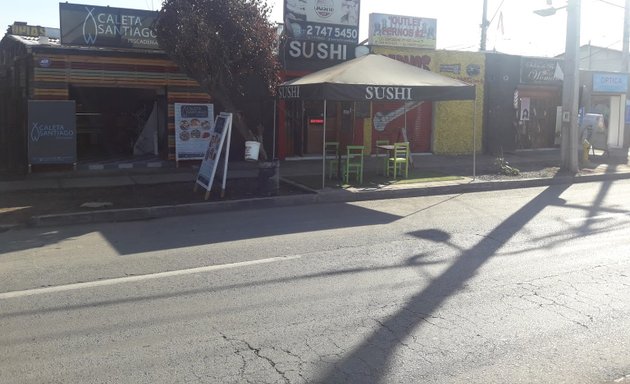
[70,86,162,160]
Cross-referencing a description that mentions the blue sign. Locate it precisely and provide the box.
[593,73,628,93]
[60,3,159,50]
[28,100,76,164]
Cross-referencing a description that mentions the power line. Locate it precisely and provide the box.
[591,0,624,8]
[489,0,506,24]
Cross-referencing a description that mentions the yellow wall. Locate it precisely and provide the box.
[372,47,485,154]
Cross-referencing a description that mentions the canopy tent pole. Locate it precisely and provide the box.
[322,99,327,189]
[272,99,277,159]
[404,102,407,135]
[473,96,477,180]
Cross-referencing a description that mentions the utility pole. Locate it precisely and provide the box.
[480,0,488,51]
[560,0,581,173]
[623,0,630,72]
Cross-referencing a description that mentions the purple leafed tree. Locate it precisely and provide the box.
[155,0,281,160]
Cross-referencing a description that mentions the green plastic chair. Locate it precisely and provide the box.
[375,139,390,175]
[324,141,339,179]
[344,145,364,184]
[387,142,410,179]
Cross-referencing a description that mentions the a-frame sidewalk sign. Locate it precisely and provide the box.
[194,112,233,200]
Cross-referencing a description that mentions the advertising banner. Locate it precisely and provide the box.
[60,3,159,49]
[10,23,60,38]
[520,58,563,84]
[28,100,76,165]
[593,73,629,93]
[175,103,215,161]
[368,13,436,49]
[284,0,360,43]
[520,97,531,121]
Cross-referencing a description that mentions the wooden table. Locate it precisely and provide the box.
[375,145,393,175]
[376,144,395,152]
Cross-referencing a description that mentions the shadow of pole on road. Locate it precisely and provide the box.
[316,183,572,383]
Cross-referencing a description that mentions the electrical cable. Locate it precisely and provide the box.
[489,0,507,24]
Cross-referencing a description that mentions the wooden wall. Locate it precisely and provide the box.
[31,51,211,160]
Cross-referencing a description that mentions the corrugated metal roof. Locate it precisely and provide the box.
[6,34,60,46]
[3,33,166,56]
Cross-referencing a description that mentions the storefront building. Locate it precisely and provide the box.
[0,4,210,174]
[278,9,484,159]
[277,36,363,158]
[579,71,629,153]
[485,55,630,156]
[371,46,485,155]
[278,0,363,159]
[484,54,563,154]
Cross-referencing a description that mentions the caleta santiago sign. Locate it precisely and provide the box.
[27,100,76,165]
[59,3,159,50]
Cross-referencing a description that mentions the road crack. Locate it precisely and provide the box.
[221,333,291,384]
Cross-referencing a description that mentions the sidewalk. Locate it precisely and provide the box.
[2,148,630,229]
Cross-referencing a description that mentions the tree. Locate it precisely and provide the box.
[154,0,281,160]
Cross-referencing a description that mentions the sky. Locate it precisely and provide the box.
[0,0,626,58]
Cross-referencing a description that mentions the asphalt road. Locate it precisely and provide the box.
[1,179,630,383]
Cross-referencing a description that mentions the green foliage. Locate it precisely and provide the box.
[154,0,280,108]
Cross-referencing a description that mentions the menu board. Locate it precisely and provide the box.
[175,103,214,161]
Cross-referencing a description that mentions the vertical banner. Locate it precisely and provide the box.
[174,103,215,161]
[520,97,531,121]
[196,113,233,199]
[28,100,76,165]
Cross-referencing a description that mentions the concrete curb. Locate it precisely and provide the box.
[27,171,630,228]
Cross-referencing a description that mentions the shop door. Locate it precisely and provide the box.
[71,86,159,160]
[516,87,561,149]
[608,95,626,149]
[590,95,626,149]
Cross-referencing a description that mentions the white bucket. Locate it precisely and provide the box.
[244,141,260,161]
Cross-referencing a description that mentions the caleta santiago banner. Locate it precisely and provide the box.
[60,3,159,49]
[28,100,77,165]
